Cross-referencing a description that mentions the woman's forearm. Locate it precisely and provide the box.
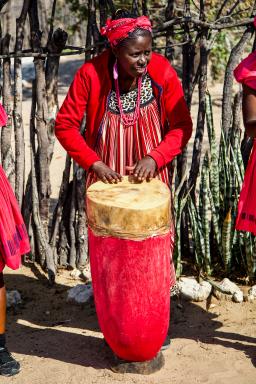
[242,84,256,137]
[243,120,256,138]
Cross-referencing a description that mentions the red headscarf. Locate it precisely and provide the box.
[101,16,152,47]
[234,16,256,90]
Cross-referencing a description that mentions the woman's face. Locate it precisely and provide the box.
[113,34,152,79]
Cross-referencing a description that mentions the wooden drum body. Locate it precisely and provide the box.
[87,177,172,362]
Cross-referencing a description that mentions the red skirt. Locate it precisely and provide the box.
[0,165,30,272]
[236,140,256,235]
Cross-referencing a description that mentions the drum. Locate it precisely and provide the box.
[87,176,172,362]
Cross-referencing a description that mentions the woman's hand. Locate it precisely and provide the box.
[91,161,122,184]
[133,156,157,182]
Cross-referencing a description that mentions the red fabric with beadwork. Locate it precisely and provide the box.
[86,75,169,186]
[55,50,193,171]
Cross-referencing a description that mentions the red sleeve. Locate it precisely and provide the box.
[149,66,192,169]
[234,51,256,90]
[55,66,100,170]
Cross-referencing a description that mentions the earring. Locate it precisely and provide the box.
[113,60,118,80]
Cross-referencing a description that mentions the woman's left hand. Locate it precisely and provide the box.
[133,156,157,182]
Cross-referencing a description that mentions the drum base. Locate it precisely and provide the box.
[110,352,164,375]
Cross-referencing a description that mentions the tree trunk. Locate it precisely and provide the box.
[29,1,51,234]
[188,2,209,198]
[99,0,108,28]
[142,0,149,16]
[132,0,139,16]
[13,0,31,206]
[29,80,55,283]
[46,28,68,163]
[1,33,15,186]
[106,0,115,15]
[76,166,88,269]
[177,0,195,186]
[222,27,253,135]
[165,0,175,62]
[50,155,71,252]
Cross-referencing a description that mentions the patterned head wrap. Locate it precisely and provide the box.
[101,16,152,47]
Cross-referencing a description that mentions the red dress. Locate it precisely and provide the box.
[87,74,169,186]
[234,52,256,235]
[55,50,193,171]
[87,78,175,359]
[87,73,176,288]
[0,103,30,272]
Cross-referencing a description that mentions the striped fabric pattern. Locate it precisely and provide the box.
[87,86,169,187]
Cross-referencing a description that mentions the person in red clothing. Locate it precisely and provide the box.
[55,10,192,188]
[234,18,256,236]
[55,9,192,361]
[0,103,31,377]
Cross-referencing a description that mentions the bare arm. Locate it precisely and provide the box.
[242,84,256,138]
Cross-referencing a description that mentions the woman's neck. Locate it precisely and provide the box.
[114,60,137,93]
[118,75,137,93]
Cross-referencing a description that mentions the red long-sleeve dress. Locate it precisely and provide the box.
[55,49,192,176]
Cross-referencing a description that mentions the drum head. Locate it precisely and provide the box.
[86,176,171,239]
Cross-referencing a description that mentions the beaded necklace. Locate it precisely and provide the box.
[113,61,144,127]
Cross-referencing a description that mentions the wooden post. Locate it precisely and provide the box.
[222,27,253,135]
[13,0,31,206]
[188,1,209,198]
[1,33,15,186]
[165,0,175,62]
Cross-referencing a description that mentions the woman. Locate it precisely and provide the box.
[55,10,192,187]
[234,32,256,235]
[0,103,31,376]
[55,10,192,362]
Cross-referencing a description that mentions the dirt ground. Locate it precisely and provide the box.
[2,265,256,384]
[2,55,255,383]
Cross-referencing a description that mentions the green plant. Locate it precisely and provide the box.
[210,31,233,81]
[174,92,256,281]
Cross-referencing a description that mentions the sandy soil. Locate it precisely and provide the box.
[2,55,255,383]
[2,265,256,384]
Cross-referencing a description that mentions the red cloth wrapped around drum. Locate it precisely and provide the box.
[87,176,172,362]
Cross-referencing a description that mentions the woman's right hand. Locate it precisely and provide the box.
[91,161,122,184]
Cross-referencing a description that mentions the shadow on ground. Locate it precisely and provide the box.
[4,268,256,370]
[170,296,256,368]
